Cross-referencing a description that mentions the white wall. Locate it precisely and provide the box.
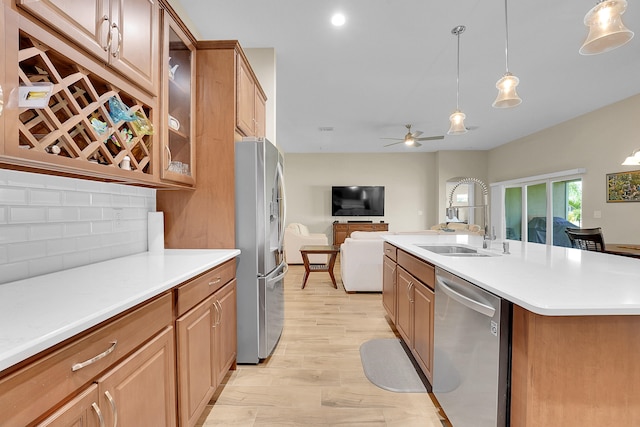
[0,169,155,284]
[487,93,640,243]
[284,153,437,238]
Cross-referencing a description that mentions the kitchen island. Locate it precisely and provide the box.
[383,233,640,427]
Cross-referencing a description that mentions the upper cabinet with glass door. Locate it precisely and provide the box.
[161,9,195,186]
[16,0,160,95]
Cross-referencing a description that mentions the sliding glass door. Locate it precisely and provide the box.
[497,171,583,247]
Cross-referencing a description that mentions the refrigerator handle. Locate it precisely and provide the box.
[269,262,289,284]
[276,161,287,249]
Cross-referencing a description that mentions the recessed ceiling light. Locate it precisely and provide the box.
[331,13,346,27]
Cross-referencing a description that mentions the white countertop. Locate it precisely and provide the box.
[0,249,240,373]
[384,234,640,316]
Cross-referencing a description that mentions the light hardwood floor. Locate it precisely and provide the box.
[196,261,445,426]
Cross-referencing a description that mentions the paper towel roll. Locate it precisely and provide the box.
[148,211,165,253]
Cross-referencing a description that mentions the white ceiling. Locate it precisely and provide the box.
[173,0,640,154]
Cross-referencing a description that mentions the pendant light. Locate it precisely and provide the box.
[493,0,521,108]
[621,149,640,165]
[448,25,467,135]
[580,0,634,55]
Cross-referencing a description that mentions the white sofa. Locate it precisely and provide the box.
[284,223,328,264]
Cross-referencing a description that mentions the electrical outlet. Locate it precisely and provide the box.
[115,210,123,229]
[593,210,602,219]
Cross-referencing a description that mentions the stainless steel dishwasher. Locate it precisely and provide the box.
[433,267,511,427]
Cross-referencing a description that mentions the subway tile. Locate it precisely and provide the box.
[112,194,131,207]
[63,250,92,270]
[0,245,7,263]
[89,246,114,264]
[28,255,64,278]
[9,206,47,223]
[48,207,79,222]
[29,189,62,206]
[42,174,77,191]
[63,191,91,206]
[91,192,112,207]
[91,220,114,235]
[64,222,92,237]
[0,261,29,285]
[29,224,64,241]
[5,171,46,189]
[0,188,28,205]
[78,207,103,221]
[8,241,47,262]
[0,207,7,224]
[77,234,103,251]
[0,226,29,244]
[46,238,77,256]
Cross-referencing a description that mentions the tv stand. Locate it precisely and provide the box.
[333,222,389,245]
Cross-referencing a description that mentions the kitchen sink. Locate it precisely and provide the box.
[417,245,497,257]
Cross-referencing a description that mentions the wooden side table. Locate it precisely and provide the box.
[299,245,340,289]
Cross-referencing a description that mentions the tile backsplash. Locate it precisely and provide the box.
[0,169,156,284]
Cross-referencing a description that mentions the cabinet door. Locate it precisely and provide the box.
[236,54,256,136]
[255,90,266,138]
[161,9,195,185]
[382,256,397,322]
[17,0,110,61]
[213,280,237,389]
[413,282,434,383]
[396,267,413,344]
[176,296,215,427]
[98,327,176,427]
[109,0,159,94]
[37,384,102,427]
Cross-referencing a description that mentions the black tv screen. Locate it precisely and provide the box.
[331,186,385,216]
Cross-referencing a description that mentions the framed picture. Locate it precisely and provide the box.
[606,170,640,202]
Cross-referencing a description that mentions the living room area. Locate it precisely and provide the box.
[283,93,640,248]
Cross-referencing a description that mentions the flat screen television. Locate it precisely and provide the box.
[331,186,385,216]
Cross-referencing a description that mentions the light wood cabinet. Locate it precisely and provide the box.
[158,40,266,249]
[160,8,195,186]
[16,0,160,95]
[382,251,397,323]
[236,54,266,138]
[332,222,389,245]
[0,293,174,426]
[37,385,101,427]
[97,326,176,427]
[175,260,237,427]
[1,8,160,186]
[390,249,435,383]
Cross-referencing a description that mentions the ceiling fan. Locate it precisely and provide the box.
[382,124,444,148]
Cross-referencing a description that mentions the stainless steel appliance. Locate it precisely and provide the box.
[235,137,287,363]
[434,267,511,427]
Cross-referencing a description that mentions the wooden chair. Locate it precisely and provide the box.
[565,227,606,252]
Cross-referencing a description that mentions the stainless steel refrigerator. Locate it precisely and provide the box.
[235,137,287,364]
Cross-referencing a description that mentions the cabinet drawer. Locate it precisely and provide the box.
[383,242,397,262]
[176,259,236,316]
[398,250,435,290]
[0,293,172,427]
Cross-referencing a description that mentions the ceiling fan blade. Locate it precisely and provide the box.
[380,137,403,141]
[411,131,424,138]
[415,135,445,141]
[383,141,404,147]
[414,141,422,147]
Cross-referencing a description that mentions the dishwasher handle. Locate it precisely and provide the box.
[437,276,496,318]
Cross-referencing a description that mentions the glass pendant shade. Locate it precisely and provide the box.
[404,136,416,146]
[493,73,522,108]
[621,149,640,165]
[448,110,467,135]
[580,0,634,55]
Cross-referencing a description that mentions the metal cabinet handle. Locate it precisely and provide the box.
[215,301,222,326]
[110,22,121,58]
[91,402,106,427]
[104,390,118,427]
[212,301,220,328]
[72,341,117,371]
[164,145,172,169]
[209,277,222,286]
[407,281,414,303]
[101,15,110,51]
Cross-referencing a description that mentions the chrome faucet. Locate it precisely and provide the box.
[446,177,493,245]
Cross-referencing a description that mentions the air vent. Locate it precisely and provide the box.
[318,127,334,132]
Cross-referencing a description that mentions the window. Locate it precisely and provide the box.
[491,169,585,247]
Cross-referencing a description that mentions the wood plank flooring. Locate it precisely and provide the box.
[196,261,445,426]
